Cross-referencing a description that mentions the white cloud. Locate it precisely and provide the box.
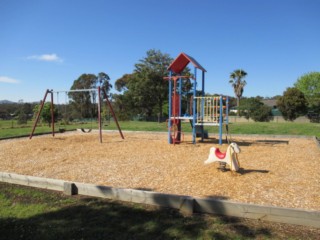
[0,76,20,84]
[27,53,63,63]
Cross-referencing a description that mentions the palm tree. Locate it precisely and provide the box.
[229,69,247,116]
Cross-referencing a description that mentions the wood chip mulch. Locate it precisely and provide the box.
[0,131,319,211]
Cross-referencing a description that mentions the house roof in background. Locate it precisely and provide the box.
[262,99,277,107]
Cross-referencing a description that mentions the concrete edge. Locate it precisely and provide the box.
[194,197,320,228]
[0,171,319,228]
[1,172,65,191]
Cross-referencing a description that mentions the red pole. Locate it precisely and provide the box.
[102,88,124,139]
[98,86,102,143]
[51,91,55,137]
[29,89,50,139]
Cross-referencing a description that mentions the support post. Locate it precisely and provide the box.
[201,71,205,142]
[226,96,229,125]
[29,89,50,139]
[179,76,182,117]
[192,68,197,144]
[102,88,124,140]
[98,86,102,143]
[219,96,223,145]
[168,71,172,144]
[50,91,55,137]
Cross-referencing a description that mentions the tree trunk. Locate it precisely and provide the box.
[237,97,240,116]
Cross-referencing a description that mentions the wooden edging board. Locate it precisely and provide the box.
[0,172,319,228]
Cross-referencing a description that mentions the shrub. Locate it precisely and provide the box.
[239,97,272,122]
[276,87,307,121]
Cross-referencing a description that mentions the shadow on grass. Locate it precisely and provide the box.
[0,197,203,240]
[217,216,272,239]
[3,183,319,240]
[0,186,278,240]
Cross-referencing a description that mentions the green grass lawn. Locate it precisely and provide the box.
[1,182,319,240]
[1,119,319,139]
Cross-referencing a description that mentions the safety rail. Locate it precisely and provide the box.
[195,96,228,125]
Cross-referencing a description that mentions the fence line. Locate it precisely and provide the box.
[229,116,311,123]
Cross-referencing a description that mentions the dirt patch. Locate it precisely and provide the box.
[0,131,319,211]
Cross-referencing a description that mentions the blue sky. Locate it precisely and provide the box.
[0,0,319,102]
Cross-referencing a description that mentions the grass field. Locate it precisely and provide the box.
[1,119,319,138]
[1,182,319,240]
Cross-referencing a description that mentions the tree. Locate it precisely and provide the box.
[33,102,58,127]
[115,74,131,92]
[276,87,307,121]
[17,109,28,124]
[229,69,247,116]
[16,102,33,124]
[115,49,174,120]
[68,72,112,119]
[294,72,320,112]
[239,97,272,122]
[69,74,97,119]
[97,72,112,96]
[111,93,137,120]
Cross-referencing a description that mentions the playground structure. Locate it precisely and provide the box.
[29,86,124,143]
[204,142,241,172]
[166,53,229,144]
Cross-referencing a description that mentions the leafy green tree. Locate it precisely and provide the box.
[68,72,112,119]
[111,93,137,120]
[0,108,8,119]
[17,110,27,124]
[294,72,320,112]
[97,72,112,96]
[69,74,96,119]
[239,97,272,122]
[33,102,58,127]
[229,69,247,116]
[115,49,174,120]
[115,74,131,92]
[16,103,33,124]
[276,87,307,121]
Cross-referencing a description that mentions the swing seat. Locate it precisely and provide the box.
[81,128,92,133]
[215,148,226,159]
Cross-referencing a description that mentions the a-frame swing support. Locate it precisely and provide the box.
[29,87,124,142]
[29,89,55,139]
[101,87,124,140]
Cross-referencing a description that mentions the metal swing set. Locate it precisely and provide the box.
[29,86,124,143]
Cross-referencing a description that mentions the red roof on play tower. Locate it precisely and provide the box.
[168,52,206,74]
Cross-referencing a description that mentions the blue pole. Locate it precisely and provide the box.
[168,71,172,144]
[192,68,197,144]
[226,96,229,125]
[202,71,205,96]
[201,71,205,141]
[219,96,223,145]
[179,76,182,117]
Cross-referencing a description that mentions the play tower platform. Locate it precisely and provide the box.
[165,53,228,144]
